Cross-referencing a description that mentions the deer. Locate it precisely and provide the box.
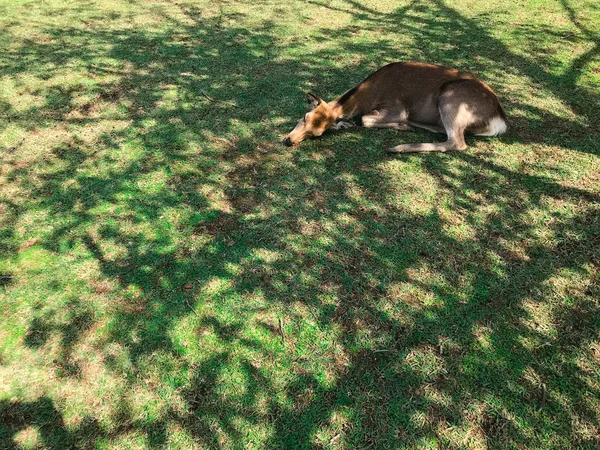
[282,62,507,153]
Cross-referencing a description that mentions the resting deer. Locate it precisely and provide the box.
[282,62,507,153]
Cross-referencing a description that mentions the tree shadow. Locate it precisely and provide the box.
[1,0,599,448]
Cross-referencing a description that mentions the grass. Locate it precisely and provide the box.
[0,0,599,448]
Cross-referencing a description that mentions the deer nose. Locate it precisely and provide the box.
[282,137,293,147]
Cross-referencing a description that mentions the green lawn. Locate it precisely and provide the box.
[1,0,599,448]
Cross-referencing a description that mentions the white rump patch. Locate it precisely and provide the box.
[476,116,507,136]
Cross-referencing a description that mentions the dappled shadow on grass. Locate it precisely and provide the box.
[1,0,599,448]
[212,142,599,447]
[23,300,95,378]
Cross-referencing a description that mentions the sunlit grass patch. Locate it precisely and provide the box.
[1,0,599,448]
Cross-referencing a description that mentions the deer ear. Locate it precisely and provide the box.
[306,93,322,109]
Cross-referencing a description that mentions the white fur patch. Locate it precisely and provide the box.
[476,116,507,136]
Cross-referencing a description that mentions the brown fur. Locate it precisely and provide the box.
[283,62,507,153]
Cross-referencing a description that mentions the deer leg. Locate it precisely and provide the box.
[406,121,446,134]
[387,101,470,154]
[387,125,466,154]
[331,120,355,130]
[362,109,411,130]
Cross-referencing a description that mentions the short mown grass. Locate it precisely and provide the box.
[1,0,599,448]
